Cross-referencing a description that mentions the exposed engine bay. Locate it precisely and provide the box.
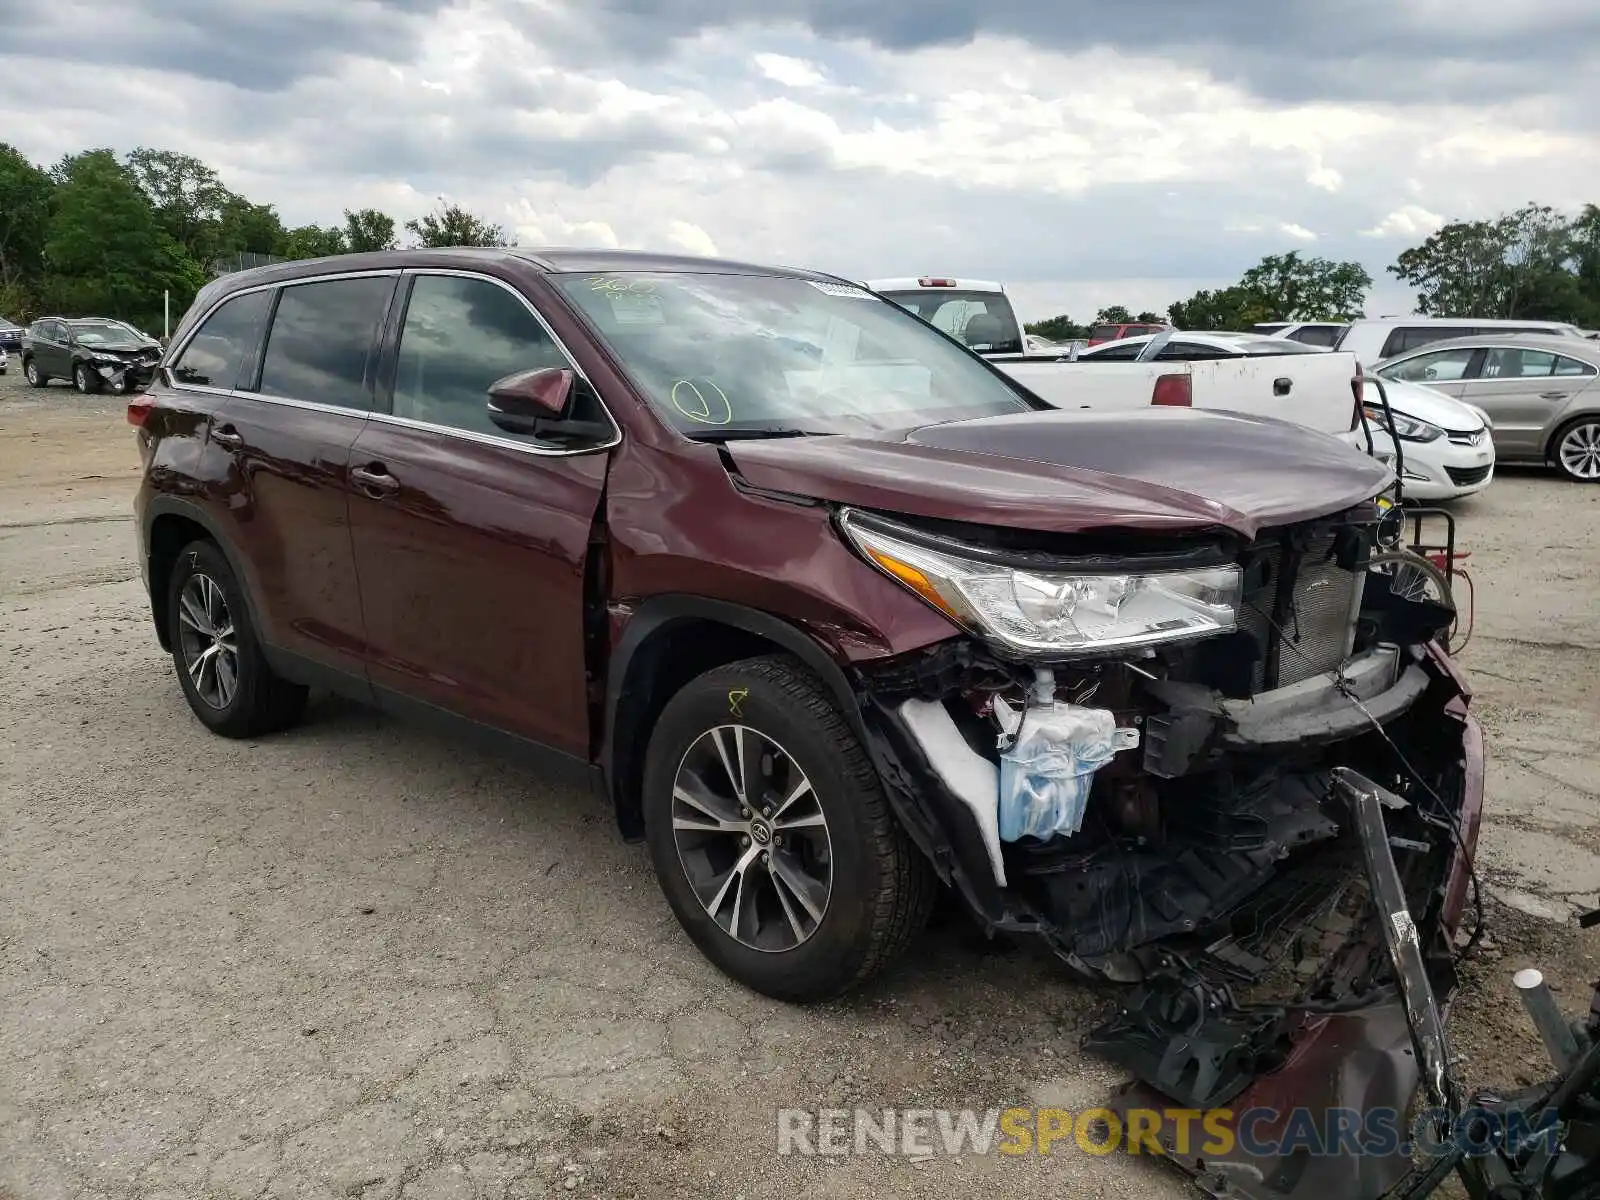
[850,499,1482,1194]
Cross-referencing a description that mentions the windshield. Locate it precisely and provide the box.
[553,272,1033,435]
[70,320,148,349]
[875,289,1023,355]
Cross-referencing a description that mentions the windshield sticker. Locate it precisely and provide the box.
[608,291,665,326]
[670,378,733,424]
[807,280,875,300]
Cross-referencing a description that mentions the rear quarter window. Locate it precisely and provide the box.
[170,291,274,390]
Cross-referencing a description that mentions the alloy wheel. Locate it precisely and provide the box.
[176,573,239,709]
[1558,421,1600,481]
[670,724,833,952]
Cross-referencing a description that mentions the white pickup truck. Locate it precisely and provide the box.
[869,277,1363,436]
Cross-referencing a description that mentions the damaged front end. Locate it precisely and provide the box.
[842,503,1484,1200]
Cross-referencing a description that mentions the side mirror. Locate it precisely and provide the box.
[485,367,612,444]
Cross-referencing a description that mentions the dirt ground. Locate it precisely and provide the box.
[2,369,1599,1200]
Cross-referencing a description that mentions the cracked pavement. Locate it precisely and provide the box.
[2,376,1597,1199]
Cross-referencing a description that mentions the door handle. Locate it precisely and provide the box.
[212,425,243,449]
[1541,391,1570,400]
[350,463,400,496]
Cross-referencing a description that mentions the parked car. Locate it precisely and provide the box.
[1356,376,1495,500]
[133,250,1481,1175]
[990,329,1363,435]
[866,276,1028,356]
[1075,331,1331,360]
[0,346,7,375]
[1335,316,1585,365]
[21,316,163,393]
[1374,333,1600,482]
[1250,320,1347,348]
[0,316,23,351]
[1086,319,1170,345]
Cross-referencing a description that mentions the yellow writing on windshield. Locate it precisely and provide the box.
[670,378,733,424]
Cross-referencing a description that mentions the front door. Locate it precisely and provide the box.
[209,273,398,679]
[346,271,614,758]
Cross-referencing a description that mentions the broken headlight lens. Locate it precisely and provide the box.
[840,513,1241,657]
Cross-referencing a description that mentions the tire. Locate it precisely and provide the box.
[165,539,308,738]
[1550,416,1600,483]
[642,655,935,1002]
[73,363,98,394]
[23,357,46,387]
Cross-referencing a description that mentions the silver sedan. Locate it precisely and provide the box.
[1374,333,1600,482]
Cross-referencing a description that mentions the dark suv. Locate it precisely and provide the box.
[22,315,162,393]
[134,249,1482,1181]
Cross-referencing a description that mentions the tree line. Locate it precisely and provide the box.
[1028,204,1600,339]
[0,144,510,332]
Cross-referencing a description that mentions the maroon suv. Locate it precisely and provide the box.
[134,249,1482,1195]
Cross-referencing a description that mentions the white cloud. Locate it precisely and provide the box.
[753,52,826,88]
[1360,205,1447,239]
[665,220,719,256]
[2,1,1597,322]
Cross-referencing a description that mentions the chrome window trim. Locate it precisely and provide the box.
[164,268,404,386]
[174,265,621,459]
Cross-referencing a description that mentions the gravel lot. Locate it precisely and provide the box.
[3,368,1599,1199]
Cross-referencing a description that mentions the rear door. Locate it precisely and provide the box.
[39,320,72,377]
[345,270,616,758]
[1458,346,1599,457]
[209,272,397,681]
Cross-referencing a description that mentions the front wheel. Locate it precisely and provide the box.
[73,363,100,394]
[1552,417,1600,483]
[642,656,935,1001]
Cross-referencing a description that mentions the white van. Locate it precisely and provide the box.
[1336,317,1585,365]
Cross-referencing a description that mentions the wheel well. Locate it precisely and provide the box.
[608,619,787,839]
[147,514,212,650]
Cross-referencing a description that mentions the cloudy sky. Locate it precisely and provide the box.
[4,0,1599,322]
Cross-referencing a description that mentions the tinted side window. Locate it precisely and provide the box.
[1290,325,1342,347]
[170,291,272,389]
[1086,342,1144,360]
[1382,346,1477,382]
[391,274,573,438]
[1156,341,1233,360]
[1384,326,1473,357]
[1483,348,1556,378]
[257,276,394,410]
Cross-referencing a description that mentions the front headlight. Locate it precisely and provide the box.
[840,512,1241,657]
[1363,405,1443,443]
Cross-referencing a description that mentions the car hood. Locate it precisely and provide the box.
[726,408,1393,540]
[1363,377,1485,431]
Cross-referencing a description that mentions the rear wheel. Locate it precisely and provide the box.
[23,357,46,387]
[1552,417,1600,483]
[165,539,308,737]
[642,656,935,1001]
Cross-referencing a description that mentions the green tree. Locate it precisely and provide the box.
[124,147,232,266]
[1094,305,1134,325]
[343,208,397,253]
[1166,285,1271,331]
[216,196,285,257]
[278,224,347,260]
[43,149,202,322]
[0,144,54,302]
[1236,251,1370,321]
[1389,203,1580,319]
[1025,314,1085,341]
[1135,310,1162,323]
[405,200,509,248]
